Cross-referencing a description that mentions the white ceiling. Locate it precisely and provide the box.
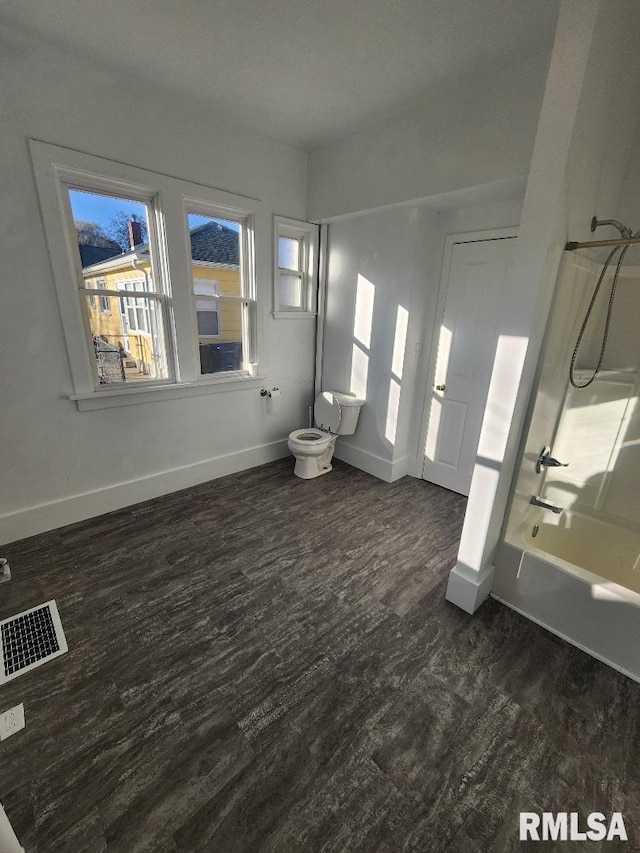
[0,0,560,151]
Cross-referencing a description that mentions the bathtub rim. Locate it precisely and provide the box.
[506,510,640,604]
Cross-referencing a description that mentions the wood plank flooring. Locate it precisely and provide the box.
[0,458,639,852]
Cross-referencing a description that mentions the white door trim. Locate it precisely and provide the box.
[416,226,518,487]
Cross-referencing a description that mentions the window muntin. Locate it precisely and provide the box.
[186,210,251,376]
[273,216,318,315]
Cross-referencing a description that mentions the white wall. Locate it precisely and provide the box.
[307,48,552,221]
[0,25,312,543]
[321,205,438,481]
[320,187,525,483]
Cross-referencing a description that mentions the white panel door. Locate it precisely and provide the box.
[422,237,516,495]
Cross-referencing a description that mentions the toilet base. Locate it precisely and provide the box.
[293,456,333,479]
[288,437,337,480]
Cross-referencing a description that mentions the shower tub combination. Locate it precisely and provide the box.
[493,220,640,681]
[494,509,640,680]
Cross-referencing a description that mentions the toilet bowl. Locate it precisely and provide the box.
[287,391,365,479]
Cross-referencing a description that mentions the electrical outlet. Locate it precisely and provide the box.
[0,704,25,740]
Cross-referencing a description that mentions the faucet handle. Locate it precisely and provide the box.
[546,456,568,468]
[535,446,569,474]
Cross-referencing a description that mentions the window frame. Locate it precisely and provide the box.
[272,215,319,318]
[95,277,110,314]
[30,140,263,408]
[184,198,257,377]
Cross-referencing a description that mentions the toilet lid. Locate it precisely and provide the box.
[314,391,341,433]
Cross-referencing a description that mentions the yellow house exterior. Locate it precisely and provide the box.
[82,249,242,381]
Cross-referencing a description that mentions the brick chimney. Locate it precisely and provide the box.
[128,215,143,249]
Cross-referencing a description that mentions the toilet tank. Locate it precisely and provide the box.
[331,391,365,435]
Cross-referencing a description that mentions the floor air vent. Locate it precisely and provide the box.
[0,600,68,684]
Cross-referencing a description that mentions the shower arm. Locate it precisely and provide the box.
[566,215,639,250]
[591,217,633,239]
[566,236,640,250]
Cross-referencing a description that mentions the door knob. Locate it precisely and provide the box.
[435,383,446,391]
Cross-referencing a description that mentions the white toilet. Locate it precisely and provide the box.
[288,391,365,479]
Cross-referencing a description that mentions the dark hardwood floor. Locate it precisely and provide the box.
[0,458,638,852]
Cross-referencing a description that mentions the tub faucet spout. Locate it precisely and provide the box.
[530,495,563,514]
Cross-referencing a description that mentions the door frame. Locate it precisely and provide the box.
[416,226,518,485]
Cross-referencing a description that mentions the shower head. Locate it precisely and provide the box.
[590,216,634,239]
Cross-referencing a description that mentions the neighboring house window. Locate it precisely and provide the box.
[194,280,221,338]
[116,279,153,334]
[96,278,110,314]
[273,215,319,316]
[30,141,259,405]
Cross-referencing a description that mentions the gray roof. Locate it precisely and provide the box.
[81,221,239,273]
[189,221,239,265]
[79,244,122,267]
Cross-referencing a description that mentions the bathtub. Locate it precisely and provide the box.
[492,508,640,681]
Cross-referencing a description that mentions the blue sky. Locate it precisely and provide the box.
[69,189,147,227]
[69,188,238,233]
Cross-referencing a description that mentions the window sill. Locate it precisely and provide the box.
[69,373,266,411]
[272,311,317,320]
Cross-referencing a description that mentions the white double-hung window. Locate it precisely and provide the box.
[273,215,319,317]
[30,140,260,409]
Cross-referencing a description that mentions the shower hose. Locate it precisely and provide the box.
[569,234,637,389]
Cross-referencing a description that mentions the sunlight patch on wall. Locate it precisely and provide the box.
[457,463,499,571]
[353,274,375,349]
[478,334,529,462]
[385,377,401,445]
[391,305,409,380]
[350,342,369,400]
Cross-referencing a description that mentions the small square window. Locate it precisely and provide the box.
[273,216,319,316]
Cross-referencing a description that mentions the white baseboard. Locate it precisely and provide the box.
[333,443,408,483]
[0,440,290,545]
